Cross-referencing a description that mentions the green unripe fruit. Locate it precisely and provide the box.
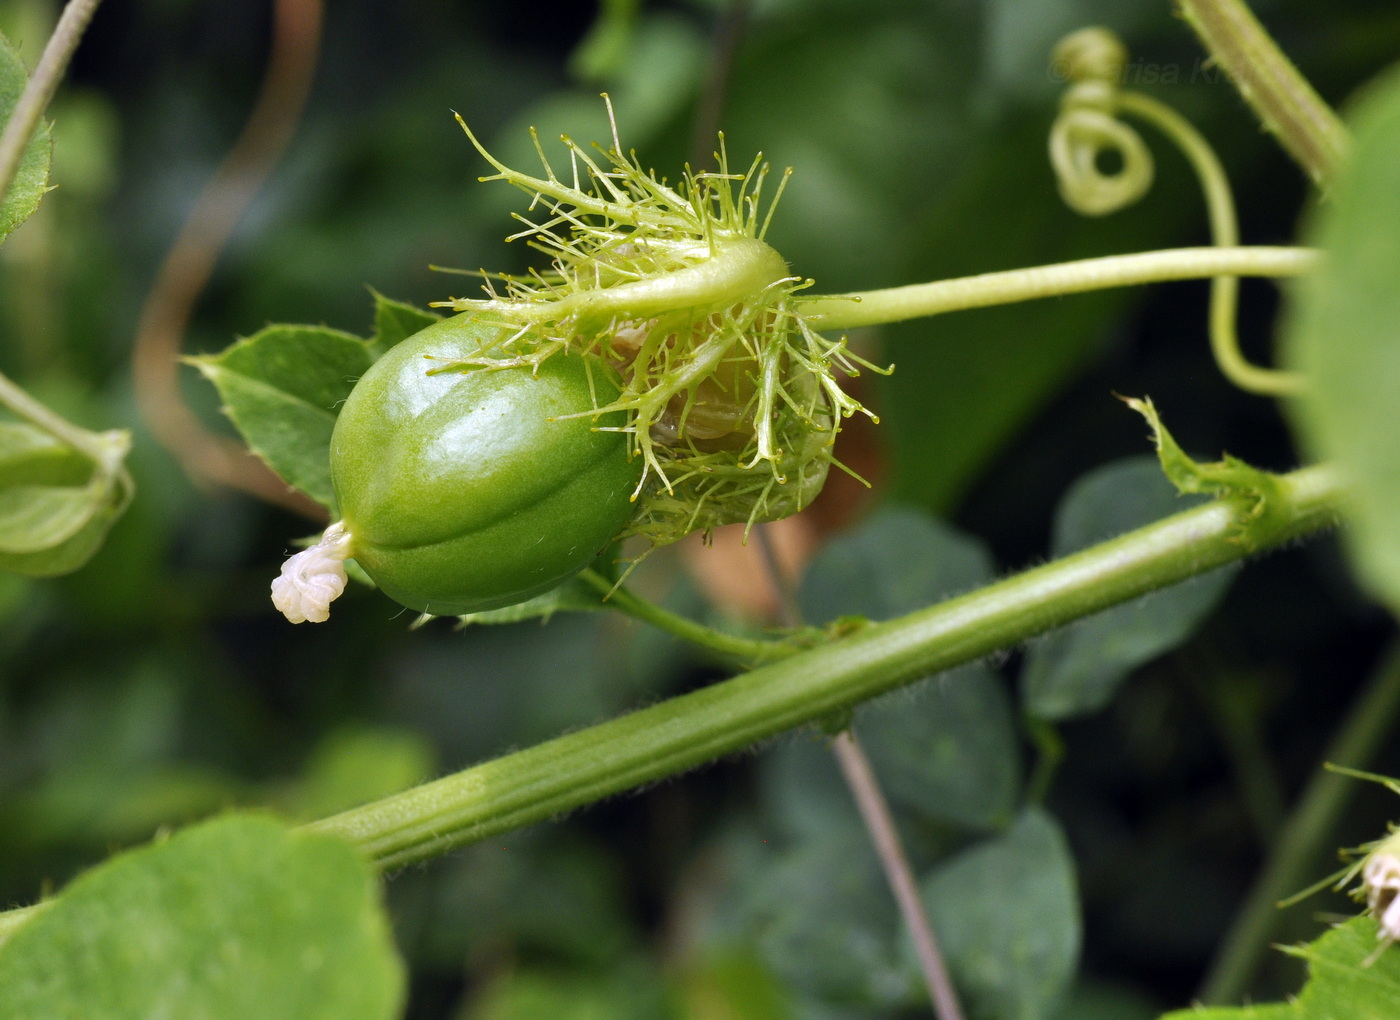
[329,313,641,615]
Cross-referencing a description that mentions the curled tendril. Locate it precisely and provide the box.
[1047,27,1303,398]
[1049,28,1154,216]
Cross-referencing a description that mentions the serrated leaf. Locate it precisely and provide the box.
[1022,458,1235,720]
[0,32,52,242]
[0,814,404,1020]
[919,808,1080,1020]
[1123,396,1291,550]
[1284,64,1400,618]
[1158,916,1400,1019]
[0,422,133,577]
[368,290,440,356]
[192,325,376,508]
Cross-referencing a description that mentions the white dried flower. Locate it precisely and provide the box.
[1364,845,1400,944]
[271,521,353,624]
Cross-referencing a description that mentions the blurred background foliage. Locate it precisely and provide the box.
[1,0,1399,1017]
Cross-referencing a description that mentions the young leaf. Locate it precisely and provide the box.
[0,422,133,577]
[1284,64,1400,618]
[367,289,439,356]
[0,32,53,242]
[918,808,1080,1020]
[191,325,376,509]
[1158,916,1400,1019]
[0,814,404,1020]
[1022,457,1235,719]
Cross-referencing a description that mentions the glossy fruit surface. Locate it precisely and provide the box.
[330,313,640,615]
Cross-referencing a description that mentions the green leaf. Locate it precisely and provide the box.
[0,814,404,1020]
[367,289,439,356]
[798,505,995,622]
[0,31,52,241]
[673,947,796,1020]
[1284,63,1400,617]
[918,808,1080,1020]
[464,964,671,1020]
[1158,916,1400,1019]
[1022,457,1235,719]
[191,325,375,509]
[284,726,436,820]
[0,422,133,577]
[738,830,919,1010]
[568,0,641,83]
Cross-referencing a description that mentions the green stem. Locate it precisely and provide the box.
[577,568,797,663]
[1115,92,1302,397]
[796,246,1315,332]
[0,0,104,210]
[1175,0,1348,187]
[1199,638,1400,1004]
[300,464,1342,871]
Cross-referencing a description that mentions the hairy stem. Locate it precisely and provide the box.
[298,464,1341,871]
[1175,0,1348,187]
[752,526,964,1018]
[577,568,796,663]
[1200,638,1400,1004]
[0,0,103,209]
[797,246,1316,331]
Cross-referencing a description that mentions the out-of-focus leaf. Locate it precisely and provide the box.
[793,508,1019,831]
[465,964,671,1020]
[1022,457,1234,719]
[739,831,918,1011]
[1158,916,1400,1019]
[674,946,796,1020]
[0,422,133,577]
[859,672,1020,832]
[1284,64,1400,617]
[283,726,436,821]
[1051,981,1160,1020]
[0,815,404,1020]
[368,289,438,356]
[568,0,641,83]
[798,505,994,622]
[919,808,1080,1020]
[403,831,638,971]
[190,325,375,509]
[0,31,52,241]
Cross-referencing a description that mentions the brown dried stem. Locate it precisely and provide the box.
[132,0,327,520]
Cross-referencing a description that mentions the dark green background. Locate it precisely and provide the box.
[1,1,1398,1016]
